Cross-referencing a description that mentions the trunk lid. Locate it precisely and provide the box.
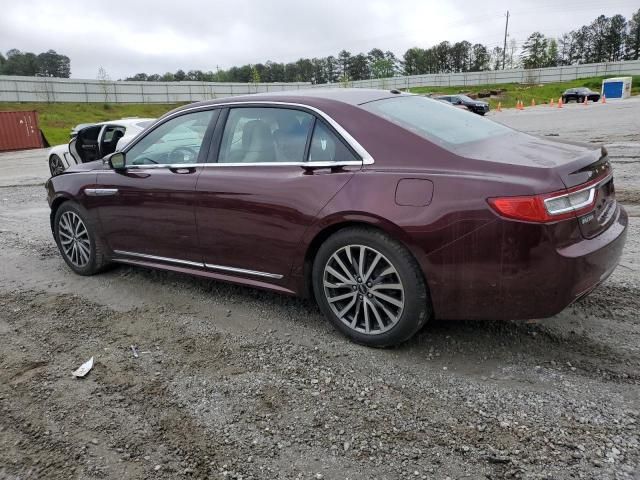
[456,133,617,239]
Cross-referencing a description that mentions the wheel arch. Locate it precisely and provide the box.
[49,195,72,233]
[300,214,431,299]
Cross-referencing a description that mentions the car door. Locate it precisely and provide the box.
[99,124,126,157]
[93,108,218,263]
[69,125,102,163]
[195,105,362,282]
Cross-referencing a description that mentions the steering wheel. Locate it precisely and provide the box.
[169,146,198,164]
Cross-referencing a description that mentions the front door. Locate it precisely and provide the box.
[94,108,218,263]
[195,106,361,281]
[69,125,102,163]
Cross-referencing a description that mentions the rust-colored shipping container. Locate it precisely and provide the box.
[0,111,45,152]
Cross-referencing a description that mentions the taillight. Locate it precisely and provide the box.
[488,175,608,223]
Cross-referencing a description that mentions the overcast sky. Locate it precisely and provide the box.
[1,0,638,79]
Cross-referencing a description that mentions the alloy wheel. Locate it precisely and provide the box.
[58,211,91,268]
[323,244,405,335]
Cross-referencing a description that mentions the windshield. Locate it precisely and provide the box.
[456,95,475,102]
[361,95,512,149]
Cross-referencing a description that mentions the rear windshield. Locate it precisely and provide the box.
[361,95,511,149]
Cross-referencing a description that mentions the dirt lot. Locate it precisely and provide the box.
[1,99,639,480]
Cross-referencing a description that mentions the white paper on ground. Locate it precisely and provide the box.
[72,357,94,378]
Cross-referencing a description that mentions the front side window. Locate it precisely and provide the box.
[126,110,214,165]
[361,95,512,149]
[218,107,313,163]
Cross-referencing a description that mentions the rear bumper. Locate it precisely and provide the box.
[424,205,628,321]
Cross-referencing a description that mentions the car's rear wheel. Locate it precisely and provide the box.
[312,227,430,347]
[54,202,109,275]
[49,154,65,177]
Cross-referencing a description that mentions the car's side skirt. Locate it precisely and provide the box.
[111,254,295,296]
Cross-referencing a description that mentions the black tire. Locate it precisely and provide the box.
[53,202,110,275]
[577,96,584,103]
[49,154,65,177]
[312,226,431,347]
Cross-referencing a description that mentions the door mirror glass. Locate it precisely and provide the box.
[108,152,126,170]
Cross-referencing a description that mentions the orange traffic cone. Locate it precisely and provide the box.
[550,98,555,107]
[497,102,502,112]
[584,96,588,106]
[531,99,536,107]
[518,100,523,110]
[558,98,563,108]
[601,94,606,104]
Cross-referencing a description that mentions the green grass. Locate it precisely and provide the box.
[410,75,640,109]
[0,102,184,146]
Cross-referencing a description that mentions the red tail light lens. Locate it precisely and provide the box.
[488,175,608,223]
[488,195,551,222]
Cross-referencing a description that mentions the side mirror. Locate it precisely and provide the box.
[107,152,126,170]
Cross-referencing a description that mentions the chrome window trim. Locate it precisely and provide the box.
[112,250,284,279]
[204,263,284,279]
[122,101,375,166]
[123,160,364,170]
[543,173,613,215]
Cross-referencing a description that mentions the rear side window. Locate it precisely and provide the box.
[361,95,511,148]
[309,121,358,162]
[218,107,313,163]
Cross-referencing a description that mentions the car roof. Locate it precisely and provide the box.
[165,88,410,117]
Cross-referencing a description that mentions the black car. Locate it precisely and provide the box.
[562,87,600,104]
[435,94,490,115]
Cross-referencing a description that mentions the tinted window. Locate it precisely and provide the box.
[361,95,511,148]
[309,121,358,163]
[218,107,313,163]
[126,110,214,165]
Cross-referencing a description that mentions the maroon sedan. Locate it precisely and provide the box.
[45,89,627,346]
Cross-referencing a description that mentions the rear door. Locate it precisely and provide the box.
[93,108,218,263]
[195,105,362,282]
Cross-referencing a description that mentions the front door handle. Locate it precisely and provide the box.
[169,167,197,174]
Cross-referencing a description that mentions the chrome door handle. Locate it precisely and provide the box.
[169,167,196,174]
[85,188,118,196]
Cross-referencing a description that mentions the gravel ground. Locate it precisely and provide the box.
[1,98,639,480]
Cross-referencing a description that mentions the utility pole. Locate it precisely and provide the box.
[502,10,510,69]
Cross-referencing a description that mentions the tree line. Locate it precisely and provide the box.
[124,10,639,83]
[0,49,71,78]
[1,9,638,83]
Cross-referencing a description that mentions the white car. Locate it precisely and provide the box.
[47,118,155,176]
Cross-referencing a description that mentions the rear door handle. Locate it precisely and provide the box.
[169,167,197,174]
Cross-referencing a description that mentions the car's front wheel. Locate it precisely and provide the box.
[312,227,431,347]
[53,202,109,275]
[49,154,65,177]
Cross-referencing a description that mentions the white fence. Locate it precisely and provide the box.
[313,59,640,90]
[0,77,311,103]
[0,60,638,103]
